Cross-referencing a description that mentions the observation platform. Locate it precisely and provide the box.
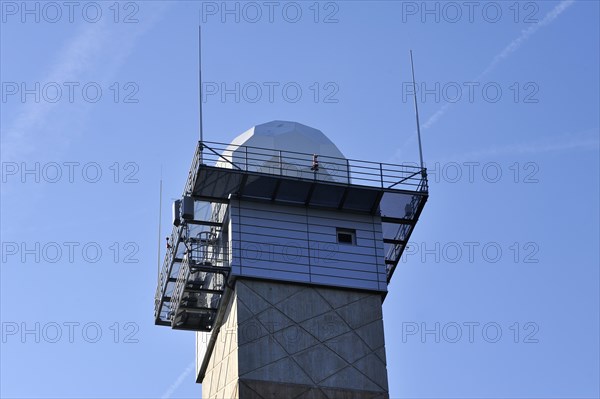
[154,140,428,331]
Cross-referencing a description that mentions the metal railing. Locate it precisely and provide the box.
[185,142,203,195]
[384,177,428,280]
[200,140,427,191]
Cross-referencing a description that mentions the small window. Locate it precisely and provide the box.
[336,228,356,245]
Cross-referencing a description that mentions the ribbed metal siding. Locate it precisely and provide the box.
[229,199,386,292]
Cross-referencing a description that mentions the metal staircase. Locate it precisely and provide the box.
[154,143,232,331]
[170,230,228,331]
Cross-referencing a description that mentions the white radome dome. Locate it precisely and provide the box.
[231,120,346,159]
[220,121,349,183]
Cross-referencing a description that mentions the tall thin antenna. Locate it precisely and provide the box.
[157,166,163,280]
[198,25,204,144]
[410,50,424,170]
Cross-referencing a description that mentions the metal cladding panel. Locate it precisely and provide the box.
[310,257,381,272]
[239,261,310,275]
[307,214,375,230]
[373,217,383,233]
[238,266,311,284]
[229,199,387,292]
[310,266,378,281]
[240,216,307,232]
[230,202,242,276]
[236,234,311,261]
[310,246,380,264]
[310,274,380,291]
[240,224,307,240]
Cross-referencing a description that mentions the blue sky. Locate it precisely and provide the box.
[1,1,598,398]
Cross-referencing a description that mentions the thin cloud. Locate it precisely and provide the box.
[3,23,112,159]
[425,0,575,131]
[421,103,450,130]
[479,0,575,79]
[438,128,599,162]
[395,0,576,161]
[1,3,169,162]
[161,361,196,399]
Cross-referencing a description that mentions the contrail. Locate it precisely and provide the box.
[423,0,576,130]
[161,361,196,399]
[395,0,576,160]
[1,2,169,162]
[437,128,600,162]
[479,0,575,79]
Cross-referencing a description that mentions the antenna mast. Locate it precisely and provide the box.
[410,50,424,170]
[157,167,163,280]
[198,26,204,144]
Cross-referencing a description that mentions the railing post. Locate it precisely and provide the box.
[380,163,384,188]
[347,159,350,184]
[279,150,283,176]
[245,146,248,171]
[198,141,203,166]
